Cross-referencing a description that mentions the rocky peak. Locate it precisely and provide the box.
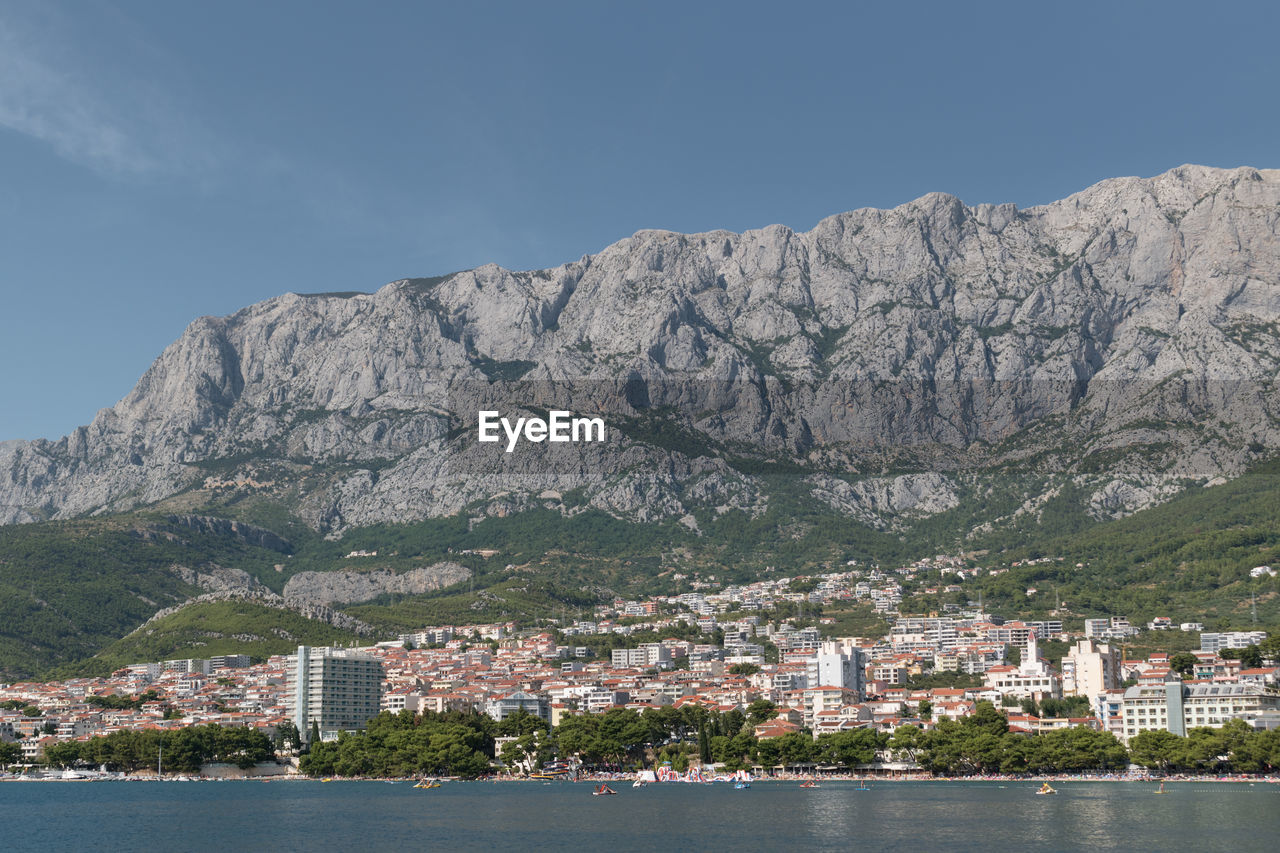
[2,165,1277,531]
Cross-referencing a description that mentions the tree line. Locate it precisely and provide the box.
[39,724,274,772]
[295,701,1280,779]
[1128,719,1280,773]
[26,702,1280,778]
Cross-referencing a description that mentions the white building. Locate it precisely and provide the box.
[1062,639,1119,700]
[805,641,867,699]
[1024,620,1064,640]
[382,690,424,712]
[1083,617,1139,640]
[1120,675,1280,742]
[984,633,1061,701]
[1199,631,1268,653]
[401,627,454,648]
[285,646,384,745]
[610,643,672,669]
[485,690,551,723]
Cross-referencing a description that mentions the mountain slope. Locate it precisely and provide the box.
[59,599,365,679]
[969,456,1280,626]
[0,515,277,677]
[3,165,1278,538]
[2,165,1280,678]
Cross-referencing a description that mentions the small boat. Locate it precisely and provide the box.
[592,784,617,796]
[734,781,750,789]
[1036,782,1057,795]
[800,780,819,789]
[414,778,441,789]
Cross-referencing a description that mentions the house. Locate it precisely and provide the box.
[753,719,801,739]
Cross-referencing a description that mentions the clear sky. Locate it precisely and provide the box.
[2,0,1276,441]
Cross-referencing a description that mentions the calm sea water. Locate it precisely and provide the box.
[1,779,1275,852]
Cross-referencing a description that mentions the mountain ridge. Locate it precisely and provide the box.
[2,164,1278,538]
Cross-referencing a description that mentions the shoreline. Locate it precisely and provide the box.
[293,770,1280,784]
[6,769,1278,784]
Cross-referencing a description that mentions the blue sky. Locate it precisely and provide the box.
[2,0,1277,441]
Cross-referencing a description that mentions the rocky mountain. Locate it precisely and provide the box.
[2,164,1278,538]
[281,562,470,609]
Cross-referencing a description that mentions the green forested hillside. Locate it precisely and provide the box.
[3,457,1280,679]
[57,600,363,678]
[0,516,285,678]
[968,458,1280,626]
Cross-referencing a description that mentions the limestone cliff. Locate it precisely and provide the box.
[2,165,1277,534]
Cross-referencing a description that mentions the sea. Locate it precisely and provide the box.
[1,779,1275,851]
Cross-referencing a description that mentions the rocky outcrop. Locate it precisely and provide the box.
[167,515,293,553]
[137,588,376,636]
[2,165,1279,530]
[282,562,471,608]
[808,473,960,530]
[169,564,264,594]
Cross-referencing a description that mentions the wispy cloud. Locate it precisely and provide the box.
[0,12,212,177]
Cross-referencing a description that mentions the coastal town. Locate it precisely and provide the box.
[3,559,1277,779]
